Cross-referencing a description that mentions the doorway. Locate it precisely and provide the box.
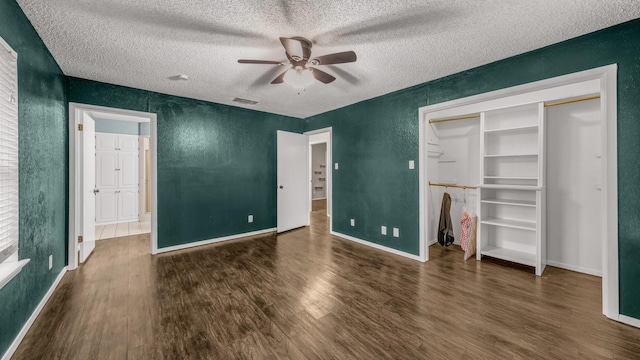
[69,103,158,270]
[306,127,332,225]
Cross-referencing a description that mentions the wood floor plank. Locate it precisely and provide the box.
[11,210,640,359]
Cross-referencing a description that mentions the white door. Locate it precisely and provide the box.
[96,152,117,189]
[119,152,138,188]
[277,130,309,232]
[118,189,139,221]
[96,133,118,151]
[118,135,139,152]
[81,113,96,262]
[96,190,117,223]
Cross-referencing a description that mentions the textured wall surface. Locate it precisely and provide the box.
[305,19,640,318]
[0,0,68,356]
[67,77,302,249]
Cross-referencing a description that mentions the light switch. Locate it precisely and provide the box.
[393,228,399,237]
[248,215,253,223]
[49,255,53,270]
[381,226,387,235]
[409,160,415,169]
[335,163,339,170]
[350,218,355,226]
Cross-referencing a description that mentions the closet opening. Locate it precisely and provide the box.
[418,64,620,322]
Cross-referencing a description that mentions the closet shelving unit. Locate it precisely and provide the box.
[477,102,546,275]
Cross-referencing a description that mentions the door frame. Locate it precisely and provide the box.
[418,64,619,321]
[68,103,159,269]
[305,127,332,228]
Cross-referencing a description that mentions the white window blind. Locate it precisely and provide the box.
[0,37,18,264]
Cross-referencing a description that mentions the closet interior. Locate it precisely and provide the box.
[426,94,603,277]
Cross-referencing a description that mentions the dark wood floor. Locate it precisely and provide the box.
[13,210,640,359]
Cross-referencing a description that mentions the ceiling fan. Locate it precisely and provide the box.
[238,37,357,88]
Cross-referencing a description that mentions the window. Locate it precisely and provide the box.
[0,35,25,289]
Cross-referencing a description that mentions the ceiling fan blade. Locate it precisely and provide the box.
[238,59,284,65]
[310,68,336,84]
[270,70,288,84]
[280,37,311,60]
[311,51,357,65]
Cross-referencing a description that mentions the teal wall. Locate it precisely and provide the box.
[0,0,68,356]
[66,77,303,249]
[95,118,140,135]
[305,19,640,318]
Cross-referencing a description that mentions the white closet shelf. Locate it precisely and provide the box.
[481,217,536,231]
[484,124,538,133]
[483,176,538,180]
[481,246,536,267]
[478,184,542,191]
[484,153,538,158]
[481,199,536,207]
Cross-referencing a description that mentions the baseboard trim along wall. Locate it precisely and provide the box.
[546,260,602,277]
[618,315,640,329]
[331,231,422,262]
[156,228,277,254]
[2,267,68,360]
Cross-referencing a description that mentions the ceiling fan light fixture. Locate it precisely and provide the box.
[283,67,315,88]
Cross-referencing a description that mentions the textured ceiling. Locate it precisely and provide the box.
[16,0,640,118]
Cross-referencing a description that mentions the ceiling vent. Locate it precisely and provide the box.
[233,97,259,105]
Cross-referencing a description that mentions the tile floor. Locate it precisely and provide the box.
[95,220,151,240]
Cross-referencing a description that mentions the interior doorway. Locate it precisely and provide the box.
[306,127,332,224]
[69,103,158,270]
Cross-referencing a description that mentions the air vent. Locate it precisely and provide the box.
[233,97,259,105]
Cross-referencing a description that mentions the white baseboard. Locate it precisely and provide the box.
[156,228,276,254]
[330,231,422,261]
[428,238,438,246]
[2,266,68,360]
[618,314,640,329]
[546,260,602,277]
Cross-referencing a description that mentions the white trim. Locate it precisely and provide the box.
[0,259,29,290]
[546,261,602,277]
[155,228,276,254]
[304,127,333,226]
[312,197,327,200]
[418,64,618,320]
[1,267,67,360]
[618,315,640,329]
[331,231,424,262]
[69,103,158,266]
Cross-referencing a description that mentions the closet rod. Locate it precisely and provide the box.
[544,95,600,107]
[428,114,480,124]
[429,182,477,189]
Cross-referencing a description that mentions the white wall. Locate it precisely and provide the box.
[546,98,602,276]
[426,119,480,245]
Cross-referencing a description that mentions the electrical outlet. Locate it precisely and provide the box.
[393,228,399,237]
[350,218,355,226]
[381,226,387,235]
[248,215,253,223]
[48,255,53,270]
[409,160,415,169]
[335,163,339,170]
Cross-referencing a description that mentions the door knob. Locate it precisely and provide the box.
[279,185,284,189]
[93,189,100,194]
